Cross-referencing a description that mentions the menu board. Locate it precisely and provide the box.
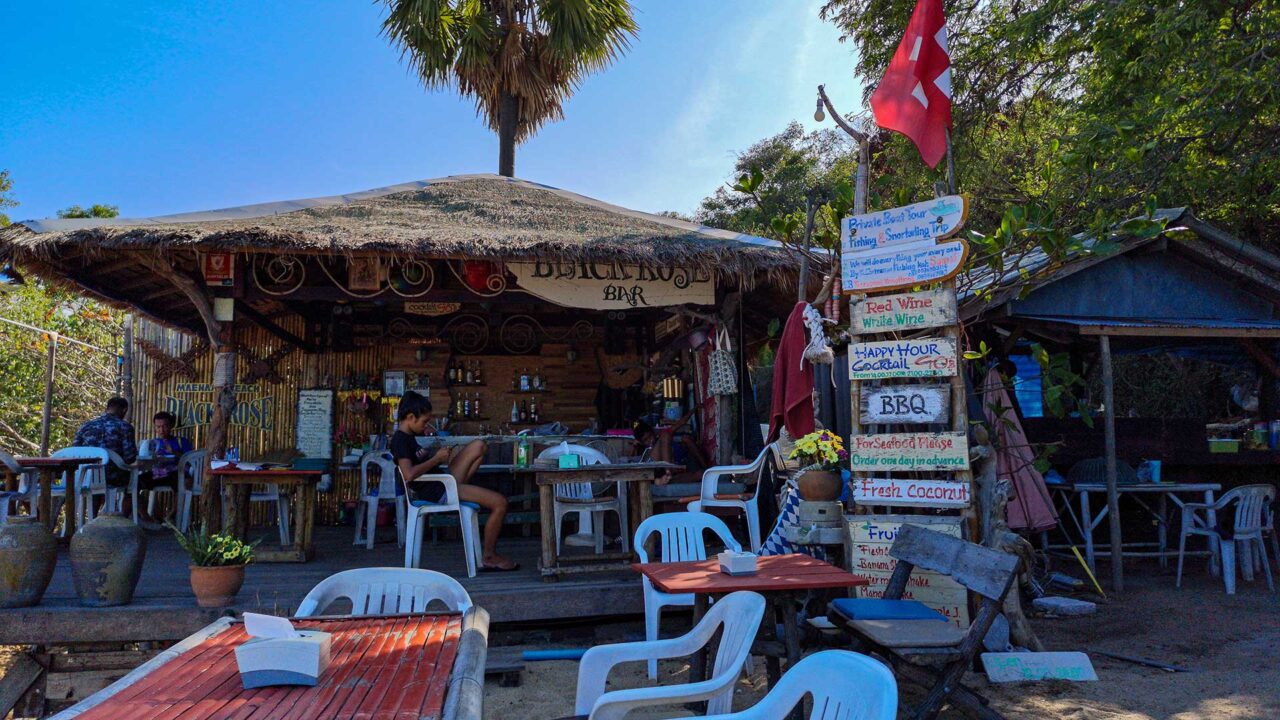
[847,515,970,628]
[296,389,334,460]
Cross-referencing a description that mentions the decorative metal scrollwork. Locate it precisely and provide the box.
[387,260,435,298]
[499,316,540,354]
[449,260,508,298]
[251,256,307,296]
[441,313,490,355]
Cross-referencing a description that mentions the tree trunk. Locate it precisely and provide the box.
[498,92,518,178]
[974,442,1045,652]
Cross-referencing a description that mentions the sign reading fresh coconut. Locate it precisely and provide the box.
[841,239,968,293]
[850,337,957,380]
[851,287,956,333]
[859,384,950,424]
[849,432,969,471]
[852,477,972,508]
[510,261,715,310]
[848,515,969,627]
[840,195,968,253]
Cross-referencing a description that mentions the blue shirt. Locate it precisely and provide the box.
[146,436,194,479]
[73,413,138,463]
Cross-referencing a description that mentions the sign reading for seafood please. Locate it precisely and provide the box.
[849,432,969,471]
[840,195,968,253]
[849,337,957,380]
[850,287,956,333]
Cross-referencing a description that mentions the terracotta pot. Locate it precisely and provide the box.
[70,511,146,607]
[797,469,843,502]
[0,516,57,608]
[189,564,246,608]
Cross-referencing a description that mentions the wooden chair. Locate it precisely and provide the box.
[829,524,1020,720]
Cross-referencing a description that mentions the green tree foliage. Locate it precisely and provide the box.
[0,169,16,226]
[57,204,120,219]
[381,0,637,177]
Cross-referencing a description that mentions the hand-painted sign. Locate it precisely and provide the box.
[852,477,972,508]
[851,287,956,333]
[982,653,1098,683]
[841,195,968,253]
[850,337,957,380]
[165,383,275,431]
[850,432,969,471]
[859,384,950,424]
[841,238,968,293]
[848,515,969,627]
[510,261,715,309]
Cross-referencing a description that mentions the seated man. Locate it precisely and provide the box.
[73,397,144,518]
[391,391,517,571]
[142,411,194,524]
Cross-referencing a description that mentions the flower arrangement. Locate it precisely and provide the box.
[788,430,848,472]
[168,524,257,567]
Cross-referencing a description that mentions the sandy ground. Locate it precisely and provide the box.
[484,567,1280,720]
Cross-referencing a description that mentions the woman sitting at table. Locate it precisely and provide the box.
[391,391,518,571]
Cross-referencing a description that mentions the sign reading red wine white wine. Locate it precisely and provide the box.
[851,287,956,333]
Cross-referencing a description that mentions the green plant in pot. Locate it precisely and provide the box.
[789,431,848,501]
[168,524,256,608]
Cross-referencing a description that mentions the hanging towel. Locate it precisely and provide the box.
[982,368,1058,532]
[767,302,815,444]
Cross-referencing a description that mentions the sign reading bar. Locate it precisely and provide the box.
[850,337,956,380]
[852,477,972,508]
[859,384,950,424]
[848,515,969,627]
[510,261,715,310]
[841,195,968,253]
[850,432,969,471]
[842,239,968,293]
[851,287,957,333]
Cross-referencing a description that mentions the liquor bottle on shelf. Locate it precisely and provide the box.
[474,361,483,385]
[535,368,545,391]
[519,368,530,392]
[463,395,471,418]
[510,401,520,423]
[519,399,529,422]
[473,393,482,418]
[529,396,539,423]
[455,396,464,418]
[464,362,474,385]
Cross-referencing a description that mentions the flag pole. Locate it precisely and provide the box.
[944,127,957,195]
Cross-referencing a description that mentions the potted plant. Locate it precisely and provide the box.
[168,524,256,608]
[788,431,848,501]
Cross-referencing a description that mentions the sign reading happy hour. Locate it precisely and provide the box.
[841,195,968,253]
[852,477,972,508]
[849,432,970,471]
[841,239,968,293]
[851,287,956,333]
[850,337,957,380]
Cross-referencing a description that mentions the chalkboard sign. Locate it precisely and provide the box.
[296,389,334,460]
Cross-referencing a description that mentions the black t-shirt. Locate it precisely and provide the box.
[389,430,445,504]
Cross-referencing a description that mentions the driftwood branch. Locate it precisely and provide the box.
[135,254,221,346]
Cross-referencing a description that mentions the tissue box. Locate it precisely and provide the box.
[717,551,758,576]
[557,453,581,469]
[235,631,332,688]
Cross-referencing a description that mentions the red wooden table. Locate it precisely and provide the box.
[55,612,485,720]
[212,468,322,562]
[632,554,867,690]
[15,456,99,534]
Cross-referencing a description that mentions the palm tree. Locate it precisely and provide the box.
[383,0,637,178]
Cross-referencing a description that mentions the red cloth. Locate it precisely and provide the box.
[767,302,815,443]
[870,0,953,168]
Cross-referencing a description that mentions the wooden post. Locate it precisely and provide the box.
[796,194,818,301]
[121,314,134,411]
[1100,334,1123,593]
[39,337,57,455]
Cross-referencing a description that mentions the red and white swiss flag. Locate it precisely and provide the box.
[870,0,953,168]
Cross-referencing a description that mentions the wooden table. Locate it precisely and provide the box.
[15,456,99,534]
[1046,481,1222,572]
[632,554,866,700]
[49,609,490,720]
[510,462,682,579]
[213,469,322,563]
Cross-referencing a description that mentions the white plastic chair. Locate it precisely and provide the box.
[699,650,898,720]
[50,447,110,534]
[353,451,406,549]
[105,450,151,524]
[542,443,629,554]
[1178,483,1277,594]
[294,567,472,617]
[575,590,765,720]
[688,444,773,553]
[248,483,291,547]
[175,450,207,533]
[401,466,482,578]
[634,512,742,679]
[0,449,37,521]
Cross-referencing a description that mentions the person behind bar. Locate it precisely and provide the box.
[391,391,518,571]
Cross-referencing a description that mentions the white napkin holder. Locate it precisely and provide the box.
[235,613,331,689]
[718,550,758,576]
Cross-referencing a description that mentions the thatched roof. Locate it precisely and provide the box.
[0,174,790,276]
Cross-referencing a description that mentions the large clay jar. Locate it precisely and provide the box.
[70,512,146,607]
[797,469,843,502]
[189,565,246,608]
[0,516,57,608]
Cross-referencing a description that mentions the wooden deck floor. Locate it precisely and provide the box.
[0,525,644,646]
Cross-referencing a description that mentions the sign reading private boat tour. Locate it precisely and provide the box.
[850,337,957,380]
[841,238,968,293]
[859,384,950,424]
[840,195,968,253]
[851,287,957,333]
[848,515,969,627]
[852,477,972,508]
[849,432,969,471]
[510,261,715,310]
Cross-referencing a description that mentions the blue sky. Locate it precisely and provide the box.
[1,1,862,222]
